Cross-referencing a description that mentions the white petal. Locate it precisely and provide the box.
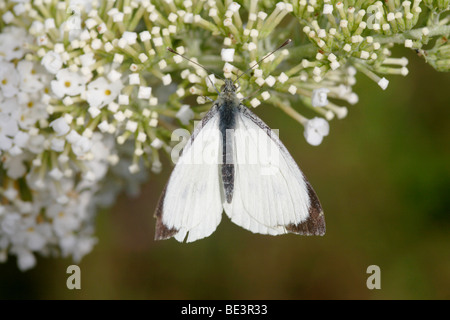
[221,48,235,62]
[311,88,330,107]
[41,51,63,74]
[17,249,36,271]
[304,128,324,146]
[0,135,13,150]
[176,105,194,125]
[304,117,330,146]
[49,118,70,136]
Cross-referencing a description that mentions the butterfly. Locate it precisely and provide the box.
[154,40,325,242]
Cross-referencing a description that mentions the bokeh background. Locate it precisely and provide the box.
[1,47,449,300]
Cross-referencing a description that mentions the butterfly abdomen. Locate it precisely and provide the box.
[218,99,238,203]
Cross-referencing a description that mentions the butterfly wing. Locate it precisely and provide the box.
[154,106,224,242]
[223,105,325,236]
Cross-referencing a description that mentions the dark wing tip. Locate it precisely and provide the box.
[286,180,326,236]
[286,211,326,236]
[155,218,178,240]
[154,183,178,240]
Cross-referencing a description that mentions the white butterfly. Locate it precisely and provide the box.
[155,42,325,242]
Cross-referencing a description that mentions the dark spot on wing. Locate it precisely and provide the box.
[154,181,178,240]
[286,180,325,236]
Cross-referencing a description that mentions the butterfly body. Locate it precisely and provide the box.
[218,79,239,204]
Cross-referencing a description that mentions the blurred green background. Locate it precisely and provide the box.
[1,48,449,300]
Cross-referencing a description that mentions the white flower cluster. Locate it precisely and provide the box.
[0,2,154,270]
[0,26,102,270]
[171,1,361,147]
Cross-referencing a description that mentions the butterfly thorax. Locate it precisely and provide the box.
[217,79,240,108]
[217,79,240,132]
[217,93,239,132]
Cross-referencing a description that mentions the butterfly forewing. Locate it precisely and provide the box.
[154,107,224,242]
[222,106,325,236]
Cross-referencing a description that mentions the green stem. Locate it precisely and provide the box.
[289,43,317,59]
[272,97,307,126]
[374,25,450,44]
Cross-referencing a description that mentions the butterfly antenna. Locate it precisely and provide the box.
[167,47,223,94]
[234,39,292,84]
